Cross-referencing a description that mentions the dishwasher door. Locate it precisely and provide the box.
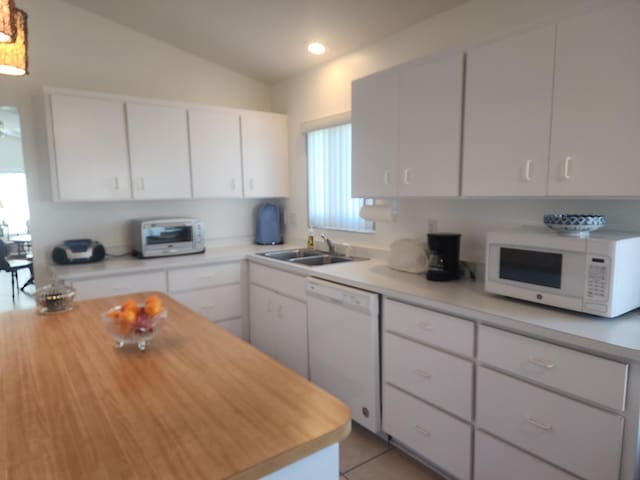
[306,277,381,433]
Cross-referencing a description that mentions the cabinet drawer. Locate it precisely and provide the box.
[171,284,241,322]
[249,263,305,302]
[168,262,241,292]
[384,332,472,420]
[475,431,577,480]
[383,384,471,480]
[72,272,167,300]
[383,299,474,357]
[476,367,623,480]
[216,317,243,339]
[478,326,628,410]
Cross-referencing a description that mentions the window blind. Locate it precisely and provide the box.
[307,123,373,232]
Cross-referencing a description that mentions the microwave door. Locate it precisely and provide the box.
[486,245,585,311]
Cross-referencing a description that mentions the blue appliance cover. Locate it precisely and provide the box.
[255,203,283,245]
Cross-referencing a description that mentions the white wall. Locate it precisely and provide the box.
[0,0,272,283]
[272,0,636,262]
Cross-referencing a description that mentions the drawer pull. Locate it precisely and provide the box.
[198,275,214,280]
[526,416,553,431]
[418,322,433,331]
[414,369,432,379]
[414,425,431,437]
[527,356,556,369]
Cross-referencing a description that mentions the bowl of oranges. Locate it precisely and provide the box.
[102,295,166,351]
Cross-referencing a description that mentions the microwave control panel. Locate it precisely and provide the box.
[586,256,609,300]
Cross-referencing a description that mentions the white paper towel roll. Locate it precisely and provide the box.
[359,204,395,222]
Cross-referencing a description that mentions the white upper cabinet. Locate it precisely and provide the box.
[49,94,132,201]
[548,1,640,196]
[126,103,192,199]
[241,111,288,198]
[397,52,463,197]
[352,69,398,198]
[189,109,243,198]
[462,25,555,196]
[352,52,464,198]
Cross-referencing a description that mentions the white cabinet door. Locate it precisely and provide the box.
[549,1,640,196]
[49,94,132,201]
[397,52,463,197]
[241,111,288,198]
[189,109,243,198]
[462,25,555,196]
[249,283,308,378]
[127,103,192,199]
[273,295,308,378]
[249,284,276,358]
[352,69,398,198]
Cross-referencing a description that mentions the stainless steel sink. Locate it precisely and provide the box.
[260,249,326,260]
[259,249,366,266]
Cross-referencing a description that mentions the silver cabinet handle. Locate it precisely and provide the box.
[415,425,431,437]
[524,160,533,182]
[414,369,432,379]
[198,275,214,280]
[563,156,572,180]
[249,178,254,191]
[526,416,553,431]
[383,170,390,185]
[231,178,236,191]
[403,168,410,185]
[527,356,555,369]
[113,177,120,190]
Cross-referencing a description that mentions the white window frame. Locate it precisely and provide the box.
[304,114,374,234]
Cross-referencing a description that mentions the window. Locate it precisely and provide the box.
[0,173,30,235]
[307,123,373,233]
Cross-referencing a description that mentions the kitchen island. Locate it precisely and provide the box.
[0,293,350,479]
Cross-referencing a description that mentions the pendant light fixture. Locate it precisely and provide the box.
[0,0,16,43]
[0,5,27,76]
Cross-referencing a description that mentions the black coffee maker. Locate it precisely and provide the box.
[426,233,461,281]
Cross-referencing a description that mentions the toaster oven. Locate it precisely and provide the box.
[131,218,205,258]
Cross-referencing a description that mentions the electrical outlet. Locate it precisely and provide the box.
[427,218,438,233]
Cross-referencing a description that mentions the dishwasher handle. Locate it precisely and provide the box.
[306,278,379,316]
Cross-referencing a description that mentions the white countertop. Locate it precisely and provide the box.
[50,244,640,362]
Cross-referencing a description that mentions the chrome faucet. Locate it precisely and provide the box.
[321,234,335,254]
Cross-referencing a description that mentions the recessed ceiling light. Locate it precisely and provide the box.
[307,42,326,55]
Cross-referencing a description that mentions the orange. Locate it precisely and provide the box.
[144,302,164,317]
[107,309,120,318]
[120,309,137,324]
[121,299,138,311]
[145,295,162,306]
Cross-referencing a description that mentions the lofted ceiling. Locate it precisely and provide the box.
[61,0,468,84]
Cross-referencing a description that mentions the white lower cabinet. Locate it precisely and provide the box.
[384,332,472,420]
[475,431,577,480]
[168,261,245,339]
[476,367,623,480]
[383,384,471,480]
[72,271,167,300]
[249,283,308,378]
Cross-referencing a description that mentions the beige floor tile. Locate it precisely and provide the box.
[340,422,392,473]
[344,449,444,480]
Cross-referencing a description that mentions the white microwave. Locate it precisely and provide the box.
[485,230,640,318]
[131,217,205,258]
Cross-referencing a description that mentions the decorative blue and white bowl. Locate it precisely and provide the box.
[543,214,606,236]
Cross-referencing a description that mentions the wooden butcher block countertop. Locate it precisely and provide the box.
[0,293,351,479]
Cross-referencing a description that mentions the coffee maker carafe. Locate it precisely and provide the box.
[427,233,461,281]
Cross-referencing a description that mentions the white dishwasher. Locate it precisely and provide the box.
[306,277,381,433]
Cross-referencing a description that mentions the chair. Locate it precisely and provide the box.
[0,239,33,300]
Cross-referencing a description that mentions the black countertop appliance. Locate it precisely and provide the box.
[427,233,461,281]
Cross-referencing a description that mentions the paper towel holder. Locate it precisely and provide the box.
[359,199,398,222]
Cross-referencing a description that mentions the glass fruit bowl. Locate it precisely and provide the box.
[102,297,167,351]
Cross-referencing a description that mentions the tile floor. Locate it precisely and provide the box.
[0,268,36,313]
[340,423,445,480]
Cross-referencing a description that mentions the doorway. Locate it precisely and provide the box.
[0,106,34,311]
